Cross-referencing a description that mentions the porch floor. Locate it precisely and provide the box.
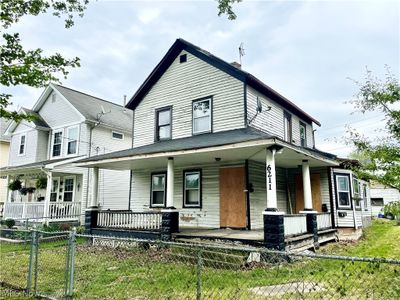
[174,228,264,244]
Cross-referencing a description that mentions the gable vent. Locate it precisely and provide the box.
[51,94,57,103]
[179,54,187,63]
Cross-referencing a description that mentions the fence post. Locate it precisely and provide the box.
[64,228,77,299]
[33,227,39,295]
[196,248,202,300]
[26,228,36,295]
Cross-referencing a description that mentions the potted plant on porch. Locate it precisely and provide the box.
[8,179,22,191]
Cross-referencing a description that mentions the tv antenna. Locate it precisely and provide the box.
[95,105,111,126]
[239,42,245,66]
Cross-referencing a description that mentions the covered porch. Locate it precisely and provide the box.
[1,159,83,223]
[77,128,339,249]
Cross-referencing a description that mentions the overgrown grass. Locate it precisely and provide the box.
[1,220,399,299]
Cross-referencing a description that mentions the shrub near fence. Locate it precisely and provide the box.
[1,229,400,299]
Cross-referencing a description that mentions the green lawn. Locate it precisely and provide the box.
[1,220,399,299]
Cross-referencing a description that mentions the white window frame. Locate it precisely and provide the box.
[283,112,292,143]
[18,134,26,156]
[50,177,60,202]
[336,175,351,209]
[65,125,79,157]
[51,129,64,158]
[150,173,166,208]
[183,170,201,208]
[111,131,124,140]
[363,184,368,210]
[62,176,76,202]
[192,98,212,135]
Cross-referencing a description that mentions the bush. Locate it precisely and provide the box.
[38,223,60,232]
[8,179,22,191]
[76,226,85,234]
[383,201,400,224]
[4,219,16,229]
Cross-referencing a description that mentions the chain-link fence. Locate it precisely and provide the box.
[1,228,399,299]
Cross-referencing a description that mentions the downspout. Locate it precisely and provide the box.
[245,159,251,230]
[86,124,93,211]
[327,167,336,228]
[128,110,135,211]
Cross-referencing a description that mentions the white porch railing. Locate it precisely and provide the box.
[48,202,81,220]
[97,211,162,231]
[284,214,308,237]
[316,213,332,230]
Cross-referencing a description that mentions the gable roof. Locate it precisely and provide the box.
[4,107,50,135]
[126,38,321,126]
[20,108,50,129]
[0,117,11,142]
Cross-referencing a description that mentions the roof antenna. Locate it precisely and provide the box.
[95,105,111,126]
[239,42,245,66]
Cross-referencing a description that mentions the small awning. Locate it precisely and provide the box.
[75,128,339,170]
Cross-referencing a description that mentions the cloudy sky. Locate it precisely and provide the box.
[3,0,399,156]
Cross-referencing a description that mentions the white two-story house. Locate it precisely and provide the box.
[77,39,371,240]
[1,84,133,223]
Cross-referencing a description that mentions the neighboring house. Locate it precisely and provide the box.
[370,181,400,216]
[0,117,11,216]
[0,84,133,223]
[76,39,371,249]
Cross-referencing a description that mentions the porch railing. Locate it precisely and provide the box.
[316,213,332,230]
[48,202,81,220]
[97,211,163,231]
[283,214,307,237]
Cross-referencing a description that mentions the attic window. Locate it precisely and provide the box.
[52,94,57,103]
[112,131,124,140]
[179,54,187,63]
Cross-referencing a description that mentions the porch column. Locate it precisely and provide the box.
[43,172,52,221]
[90,167,99,208]
[265,147,277,210]
[6,175,11,202]
[166,157,174,208]
[301,160,313,211]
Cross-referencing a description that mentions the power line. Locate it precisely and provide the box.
[319,114,385,132]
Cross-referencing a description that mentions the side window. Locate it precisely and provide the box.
[19,135,26,155]
[193,98,212,134]
[283,112,292,143]
[52,131,63,157]
[299,122,306,147]
[336,175,351,209]
[112,131,124,140]
[183,170,201,208]
[155,107,172,141]
[66,126,78,155]
[363,184,368,209]
[151,173,166,207]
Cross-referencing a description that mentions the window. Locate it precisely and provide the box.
[336,175,351,209]
[155,107,172,141]
[112,131,124,140]
[52,131,63,157]
[283,112,292,143]
[18,135,26,155]
[371,198,384,206]
[299,122,306,147]
[50,178,59,202]
[353,178,360,197]
[63,177,74,202]
[151,173,166,207]
[66,126,78,155]
[193,98,212,134]
[363,184,368,209]
[183,170,201,207]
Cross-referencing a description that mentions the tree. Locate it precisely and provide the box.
[0,0,88,122]
[346,67,400,189]
[217,0,242,20]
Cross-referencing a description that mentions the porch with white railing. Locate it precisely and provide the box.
[97,211,163,231]
[316,213,332,230]
[283,214,308,237]
[2,202,81,222]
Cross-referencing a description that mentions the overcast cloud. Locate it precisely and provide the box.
[3,0,399,157]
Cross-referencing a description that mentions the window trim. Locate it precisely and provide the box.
[155,106,172,142]
[192,96,213,135]
[62,176,76,202]
[182,169,202,208]
[334,173,352,210]
[150,172,167,208]
[50,177,60,202]
[283,111,292,143]
[111,131,125,140]
[65,125,80,157]
[299,121,307,147]
[51,129,64,158]
[363,184,368,210]
[18,134,26,156]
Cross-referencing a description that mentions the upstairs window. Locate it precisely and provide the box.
[193,98,212,134]
[183,170,201,208]
[299,122,306,147]
[155,107,172,141]
[66,126,78,155]
[283,112,292,143]
[52,131,63,157]
[336,175,351,209]
[112,131,124,140]
[363,184,368,209]
[18,135,26,155]
[151,173,166,207]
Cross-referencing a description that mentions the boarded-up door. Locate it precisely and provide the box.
[219,167,247,228]
[295,174,322,212]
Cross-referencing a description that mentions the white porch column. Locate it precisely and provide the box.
[166,157,174,208]
[6,175,11,203]
[301,159,313,211]
[266,148,278,210]
[90,167,99,208]
[43,172,52,222]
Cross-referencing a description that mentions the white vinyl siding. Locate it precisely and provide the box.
[9,129,46,166]
[133,50,245,147]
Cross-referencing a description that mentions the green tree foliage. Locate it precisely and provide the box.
[383,201,400,224]
[0,0,88,121]
[347,68,400,189]
[217,0,242,20]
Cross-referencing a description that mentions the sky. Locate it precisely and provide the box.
[3,0,399,157]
